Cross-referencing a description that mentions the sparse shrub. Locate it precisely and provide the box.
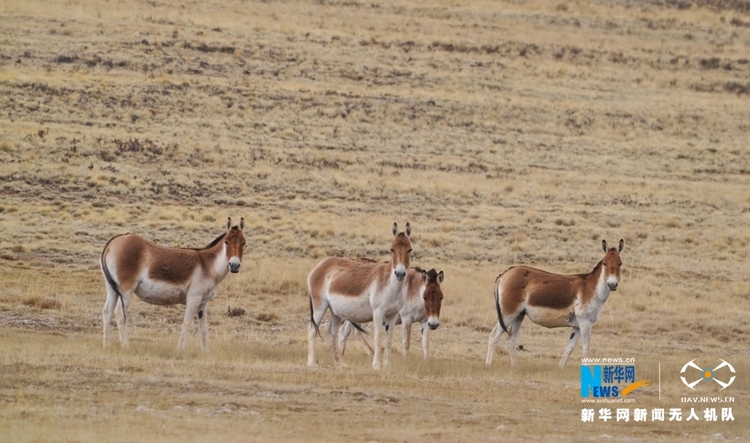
[555,218,575,227]
[53,54,77,63]
[700,57,721,69]
[227,306,246,317]
[526,214,543,224]
[423,234,445,247]
[97,150,116,162]
[157,208,181,221]
[256,312,277,322]
[724,82,749,95]
[606,219,621,228]
[0,139,13,152]
[277,279,304,294]
[22,295,61,310]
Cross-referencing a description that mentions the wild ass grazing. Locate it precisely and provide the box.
[100,218,246,351]
[339,267,445,359]
[486,239,624,368]
[307,223,412,369]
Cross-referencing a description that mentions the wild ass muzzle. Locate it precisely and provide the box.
[307,222,412,370]
[339,266,445,359]
[100,217,246,351]
[486,239,624,368]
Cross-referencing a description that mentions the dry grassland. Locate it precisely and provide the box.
[1,0,750,441]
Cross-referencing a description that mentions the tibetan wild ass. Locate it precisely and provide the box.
[339,266,445,359]
[307,223,412,369]
[486,239,624,368]
[100,217,246,351]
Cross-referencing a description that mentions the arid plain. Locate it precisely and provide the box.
[1,0,749,441]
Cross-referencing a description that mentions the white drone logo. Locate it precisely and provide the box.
[680,359,736,390]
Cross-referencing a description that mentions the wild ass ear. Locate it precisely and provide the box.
[420,269,429,283]
[392,222,398,237]
[437,270,444,284]
[618,239,624,252]
[405,222,411,238]
[227,217,232,231]
[240,217,245,231]
[602,239,608,252]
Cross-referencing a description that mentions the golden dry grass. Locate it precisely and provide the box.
[1,0,750,441]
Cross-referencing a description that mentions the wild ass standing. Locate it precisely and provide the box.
[339,267,445,359]
[486,239,624,368]
[307,223,412,369]
[100,218,246,351]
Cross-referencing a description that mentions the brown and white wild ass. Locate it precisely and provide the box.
[100,218,246,351]
[486,239,624,368]
[307,223,412,369]
[339,267,445,359]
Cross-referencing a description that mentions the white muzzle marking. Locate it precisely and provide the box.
[607,276,619,291]
[228,256,241,273]
[394,264,406,281]
[427,316,439,330]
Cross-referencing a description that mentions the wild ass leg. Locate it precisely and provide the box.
[338,321,374,356]
[307,300,328,367]
[401,316,413,357]
[382,315,399,369]
[339,321,375,355]
[579,320,593,361]
[580,323,592,358]
[113,296,131,347]
[506,314,525,366]
[485,323,505,367]
[356,328,374,355]
[178,295,202,350]
[338,321,352,356]
[328,314,345,366]
[420,321,430,359]
[307,322,317,366]
[197,300,210,352]
[372,310,385,370]
[560,328,581,368]
[102,285,119,348]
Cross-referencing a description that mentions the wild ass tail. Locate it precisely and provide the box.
[308,294,321,339]
[350,322,368,335]
[100,246,126,322]
[494,280,508,334]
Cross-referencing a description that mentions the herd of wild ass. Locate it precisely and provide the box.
[99,219,624,370]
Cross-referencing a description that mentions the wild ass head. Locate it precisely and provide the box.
[601,239,624,291]
[419,268,444,330]
[390,222,412,281]
[225,217,246,273]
